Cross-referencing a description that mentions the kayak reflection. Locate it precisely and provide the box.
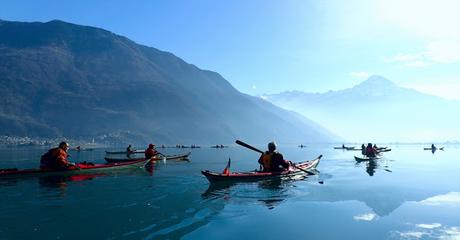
[354,158,392,176]
[202,178,307,210]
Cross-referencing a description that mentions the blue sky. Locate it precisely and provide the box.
[2,0,460,99]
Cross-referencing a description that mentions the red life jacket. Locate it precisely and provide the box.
[40,148,69,169]
[260,152,273,171]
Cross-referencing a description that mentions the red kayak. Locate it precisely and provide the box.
[202,155,322,183]
[104,152,191,163]
[0,159,150,179]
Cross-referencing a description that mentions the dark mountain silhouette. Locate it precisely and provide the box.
[263,75,460,142]
[0,20,338,144]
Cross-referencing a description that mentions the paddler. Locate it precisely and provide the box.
[258,141,290,172]
[365,143,378,157]
[40,141,76,169]
[126,145,134,154]
[145,143,158,159]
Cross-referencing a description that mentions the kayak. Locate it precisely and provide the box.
[354,155,381,161]
[201,155,322,183]
[334,146,355,150]
[69,148,95,152]
[104,152,191,163]
[0,159,150,179]
[424,147,444,150]
[105,150,145,154]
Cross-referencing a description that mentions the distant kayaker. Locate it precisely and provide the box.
[258,142,289,172]
[431,144,436,149]
[145,144,158,159]
[365,143,378,157]
[40,141,76,169]
[361,144,366,155]
[126,145,134,154]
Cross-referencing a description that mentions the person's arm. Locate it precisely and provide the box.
[279,154,290,168]
[273,153,289,169]
[56,151,71,167]
[258,153,265,165]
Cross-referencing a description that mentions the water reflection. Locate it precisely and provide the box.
[390,222,460,240]
[202,178,307,210]
[37,174,107,198]
[354,158,392,176]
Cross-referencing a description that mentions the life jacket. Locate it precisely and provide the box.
[261,152,273,171]
[365,147,376,157]
[145,148,158,159]
[40,148,69,169]
[40,149,54,168]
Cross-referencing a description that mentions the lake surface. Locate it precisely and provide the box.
[1,144,459,240]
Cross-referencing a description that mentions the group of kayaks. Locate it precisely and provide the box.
[0,149,192,179]
[0,139,325,186]
[6,140,427,183]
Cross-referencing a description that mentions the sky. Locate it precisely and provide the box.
[2,0,460,99]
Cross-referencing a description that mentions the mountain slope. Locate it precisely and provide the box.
[264,75,460,142]
[0,20,338,144]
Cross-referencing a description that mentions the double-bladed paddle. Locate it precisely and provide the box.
[235,140,316,175]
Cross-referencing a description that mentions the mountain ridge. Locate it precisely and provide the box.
[0,19,339,144]
[263,75,459,142]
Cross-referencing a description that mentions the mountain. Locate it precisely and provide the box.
[0,20,338,144]
[263,75,460,142]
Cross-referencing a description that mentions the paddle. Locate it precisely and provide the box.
[235,140,315,175]
[143,158,155,168]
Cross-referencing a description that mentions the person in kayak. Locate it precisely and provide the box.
[258,142,290,172]
[40,142,76,169]
[145,144,158,159]
[126,145,134,154]
[431,144,436,149]
[365,143,378,157]
[361,144,366,155]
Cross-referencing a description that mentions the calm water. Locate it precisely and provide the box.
[1,144,459,240]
